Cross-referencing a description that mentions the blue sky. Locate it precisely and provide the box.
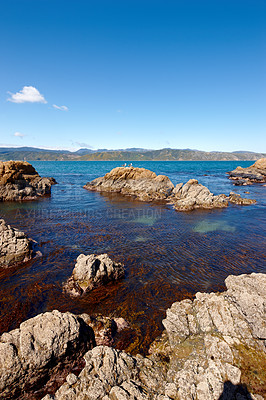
[0,0,265,152]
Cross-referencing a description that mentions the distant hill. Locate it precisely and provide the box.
[0,147,265,161]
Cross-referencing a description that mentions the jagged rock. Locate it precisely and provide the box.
[0,160,56,201]
[63,254,125,296]
[45,273,266,400]
[84,166,174,201]
[228,158,266,185]
[0,219,33,267]
[228,192,256,205]
[85,168,256,212]
[0,310,95,399]
[169,179,229,211]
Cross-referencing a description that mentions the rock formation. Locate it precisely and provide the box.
[169,179,229,211]
[0,310,95,399]
[228,158,266,185]
[0,160,56,201]
[84,166,174,201]
[63,253,125,296]
[84,167,256,212]
[0,219,33,267]
[44,273,265,400]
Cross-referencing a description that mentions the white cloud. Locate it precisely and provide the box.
[53,104,69,111]
[7,86,47,104]
[14,131,25,138]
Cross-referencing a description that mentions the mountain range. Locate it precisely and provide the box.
[0,147,265,161]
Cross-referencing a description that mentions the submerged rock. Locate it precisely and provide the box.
[63,253,125,296]
[44,273,266,400]
[0,219,33,267]
[85,167,256,212]
[84,166,174,201]
[228,158,266,185]
[0,160,56,201]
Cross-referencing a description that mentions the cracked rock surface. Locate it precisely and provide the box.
[0,310,95,399]
[44,273,266,400]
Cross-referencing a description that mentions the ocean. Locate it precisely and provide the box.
[0,160,265,354]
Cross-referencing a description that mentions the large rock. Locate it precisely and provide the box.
[44,273,266,400]
[64,254,125,296]
[169,179,229,211]
[228,158,266,185]
[0,219,33,267]
[0,160,56,201]
[0,310,95,399]
[84,166,174,201]
[85,167,256,211]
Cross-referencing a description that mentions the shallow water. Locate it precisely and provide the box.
[0,161,265,354]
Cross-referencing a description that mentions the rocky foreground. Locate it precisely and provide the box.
[0,161,56,201]
[84,167,256,211]
[0,219,34,267]
[0,273,265,399]
[228,158,266,185]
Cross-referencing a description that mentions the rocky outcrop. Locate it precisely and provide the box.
[228,192,257,205]
[0,310,95,399]
[63,254,125,296]
[169,179,229,211]
[84,167,174,201]
[0,161,56,201]
[0,219,33,267]
[84,167,256,211]
[228,158,266,185]
[44,273,266,400]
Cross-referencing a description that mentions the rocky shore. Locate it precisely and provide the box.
[0,161,56,201]
[84,167,256,211]
[0,219,34,267]
[228,158,266,185]
[0,273,265,400]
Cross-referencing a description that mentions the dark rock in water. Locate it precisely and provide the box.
[0,219,34,267]
[84,166,174,201]
[168,179,229,211]
[228,158,266,185]
[85,167,256,212]
[63,253,125,296]
[43,273,266,400]
[0,310,95,399]
[0,160,56,201]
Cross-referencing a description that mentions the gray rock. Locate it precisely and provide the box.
[169,179,229,211]
[0,310,94,399]
[48,273,266,400]
[0,160,56,201]
[0,219,33,267]
[63,253,125,296]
